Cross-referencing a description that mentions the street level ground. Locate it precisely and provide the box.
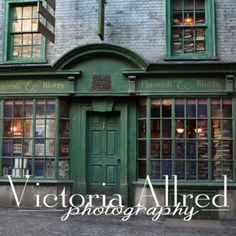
[0,207,235,236]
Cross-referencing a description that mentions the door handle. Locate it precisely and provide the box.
[115,156,120,161]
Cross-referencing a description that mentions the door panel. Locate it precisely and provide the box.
[87,112,120,194]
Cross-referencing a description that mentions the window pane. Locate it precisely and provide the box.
[24,100,33,117]
[59,120,69,138]
[186,99,196,117]
[198,140,208,160]
[175,119,184,138]
[13,138,22,156]
[198,99,207,118]
[22,46,31,57]
[138,160,146,178]
[13,35,22,46]
[12,20,21,32]
[151,120,160,138]
[187,161,196,180]
[23,34,32,45]
[45,160,55,177]
[23,6,32,18]
[36,119,45,137]
[195,0,205,10]
[14,100,23,117]
[187,141,196,159]
[46,139,55,156]
[175,160,185,179]
[151,161,160,179]
[197,119,207,138]
[162,160,172,177]
[33,33,41,44]
[211,99,221,117]
[139,141,146,158]
[12,47,21,58]
[3,139,12,156]
[175,141,185,159]
[22,19,31,31]
[36,100,45,117]
[162,141,172,158]
[222,120,232,139]
[13,7,22,19]
[198,161,208,180]
[163,119,171,138]
[173,0,182,10]
[3,120,12,137]
[35,160,44,177]
[60,101,69,118]
[4,100,13,117]
[46,100,55,118]
[222,99,232,117]
[187,119,196,138]
[138,100,146,118]
[150,141,160,159]
[184,0,193,10]
[32,46,41,57]
[59,160,69,178]
[151,99,160,118]
[175,99,184,117]
[23,139,33,156]
[162,99,172,117]
[138,120,146,138]
[13,119,22,136]
[196,12,205,24]
[223,161,233,180]
[59,139,69,157]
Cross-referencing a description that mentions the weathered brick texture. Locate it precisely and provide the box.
[0,0,235,65]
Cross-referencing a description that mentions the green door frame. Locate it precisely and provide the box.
[71,102,128,204]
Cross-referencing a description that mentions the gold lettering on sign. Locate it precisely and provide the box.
[197,80,220,88]
[43,82,65,89]
[141,80,173,89]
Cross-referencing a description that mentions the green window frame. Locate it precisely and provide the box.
[137,98,235,182]
[165,0,216,60]
[2,0,46,63]
[0,98,70,179]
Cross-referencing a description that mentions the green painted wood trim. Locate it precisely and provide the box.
[165,0,216,59]
[98,0,105,41]
[233,98,236,183]
[53,43,148,71]
[2,0,46,64]
[0,71,81,77]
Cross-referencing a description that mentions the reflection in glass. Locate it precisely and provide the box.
[163,141,171,158]
[138,160,146,179]
[162,160,172,177]
[162,119,171,138]
[59,160,69,178]
[151,120,160,138]
[162,99,172,117]
[45,160,55,177]
[36,100,45,117]
[150,161,160,179]
[151,99,160,118]
[150,141,160,159]
[139,141,146,159]
[175,99,184,117]
[187,141,196,159]
[138,100,146,118]
[138,120,146,138]
[46,139,55,156]
[175,141,185,159]
[13,7,22,19]
[175,161,185,179]
[187,161,196,179]
[59,139,69,157]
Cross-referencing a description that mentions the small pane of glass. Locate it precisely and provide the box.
[187,141,196,159]
[59,160,69,178]
[212,161,222,180]
[22,19,31,31]
[59,139,69,157]
[162,141,172,158]
[151,99,160,118]
[151,120,160,138]
[36,119,45,137]
[198,99,207,118]
[13,35,22,46]
[46,139,55,156]
[187,119,196,138]
[4,100,13,117]
[24,100,33,117]
[13,119,22,136]
[139,141,146,159]
[186,99,196,117]
[22,46,31,58]
[33,33,42,44]
[23,139,33,156]
[222,99,232,117]
[212,119,221,139]
[13,138,22,156]
[23,6,32,19]
[13,7,22,19]
[14,100,23,117]
[138,160,146,178]
[150,161,160,179]
[198,140,208,160]
[12,20,21,32]
[222,120,232,139]
[23,159,32,175]
[211,99,221,117]
[223,161,232,180]
[162,99,172,117]
[3,139,12,156]
[187,161,196,180]
[175,99,184,117]
[36,100,45,117]
[46,100,55,118]
[150,141,160,159]
[173,0,182,10]
[35,142,45,156]
[222,140,232,160]
[23,34,32,45]
[162,119,171,138]
[197,119,207,138]
[35,159,44,177]
[12,47,21,58]
[138,120,146,138]
[195,0,205,10]
[32,46,41,57]
[3,120,12,137]
[196,12,205,24]
[198,161,208,180]
[45,159,55,177]
[162,160,172,177]
[184,0,193,10]
[60,120,69,138]
[175,160,185,179]
[60,101,69,118]
[175,119,184,138]
[175,141,185,159]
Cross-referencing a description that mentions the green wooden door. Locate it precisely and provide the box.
[87,112,120,195]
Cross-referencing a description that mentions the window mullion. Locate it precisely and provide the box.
[0,100,3,177]
[233,98,236,182]
[171,98,175,179]
[207,98,212,181]
[32,99,36,178]
[55,98,60,179]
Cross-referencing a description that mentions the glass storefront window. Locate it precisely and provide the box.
[1,99,70,179]
[137,98,233,182]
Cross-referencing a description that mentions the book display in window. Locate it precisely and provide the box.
[172,0,206,55]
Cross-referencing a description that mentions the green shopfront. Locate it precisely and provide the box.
[0,44,236,220]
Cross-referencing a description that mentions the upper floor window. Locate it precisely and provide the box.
[166,0,216,60]
[3,0,46,63]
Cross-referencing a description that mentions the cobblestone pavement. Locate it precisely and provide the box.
[0,207,235,236]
